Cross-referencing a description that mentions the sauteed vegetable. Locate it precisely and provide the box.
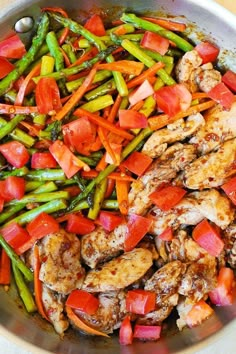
[0,7,236,345]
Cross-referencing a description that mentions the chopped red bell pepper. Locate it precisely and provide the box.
[208,82,235,110]
[84,14,106,36]
[31,152,58,169]
[128,80,154,107]
[133,324,161,341]
[35,77,62,114]
[98,211,123,232]
[126,289,156,315]
[221,176,236,205]
[119,315,133,345]
[186,300,214,328]
[1,222,30,251]
[140,31,169,55]
[192,219,224,257]
[66,213,95,235]
[222,70,236,93]
[0,57,14,79]
[154,84,192,117]
[124,214,152,252]
[0,141,30,168]
[158,227,174,241]
[0,34,26,59]
[209,267,235,306]
[195,41,219,64]
[66,289,99,315]
[118,109,148,129]
[121,151,153,177]
[149,185,187,211]
[26,212,59,239]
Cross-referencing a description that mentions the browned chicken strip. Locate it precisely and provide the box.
[39,229,85,295]
[223,224,236,268]
[82,248,153,292]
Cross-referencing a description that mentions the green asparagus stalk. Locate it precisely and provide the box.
[80,95,114,112]
[66,70,112,93]
[5,191,70,207]
[62,43,77,64]
[0,204,26,225]
[26,169,66,181]
[0,115,26,140]
[88,178,108,219]
[46,31,64,71]
[84,79,116,101]
[0,167,29,179]
[0,117,35,147]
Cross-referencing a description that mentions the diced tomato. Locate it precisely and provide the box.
[124,214,152,252]
[66,214,95,235]
[158,227,173,241]
[26,212,59,239]
[186,300,214,328]
[154,84,192,117]
[99,211,123,232]
[35,77,62,114]
[105,143,122,165]
[119,316,133,345]
[5,176,25,200]
[0,198,4,213]
[0,141,30,168]
[31,152,57,169]
[128,80,154,107]
[192,219,224,257]
[222,70,236,93]
[133,325,161,341]
[104,178,115,199]
[221,176,236,205]
[122,151,153,177]
[66,289,99,315]
[49,140,84,178]
[149,185,187,211]
[0,34,26,59]
[84,14,106,36]
[62,117,96,155]
[118,109,148,129]
[126,289,156,315]
[140,31,169,55]
[0,181,11,201]
[208,82,235,110]
[209,267,235,306]
[195,41,219,64]
[0,57,14,79]
[1,222,30,250]
[63,185,81,198]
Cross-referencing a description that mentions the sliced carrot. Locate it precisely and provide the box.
[141,16,187,32]
[66,305,109,337]
[116,179,129,215]
[33,245,50,322]
[81,170,135,182]
[0,103,38,115]
[74,108,134,141]
[95,154,108,171]
[90,135,103,152]
[14,63,41,106]
[148,99,216,130]
[20,121,42,137]
[98,126,118,165]
[53,64,98,121]
[113,24,132,35]
[97,60,144,76]
[192,92,210,100]
[69,47,98,68]
[130,99,145,111]
[0,249,11,285]
[127,62,165,89]
[107,94,122,123]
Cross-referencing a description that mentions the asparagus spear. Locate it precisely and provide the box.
[26,169,66,181]
[0,115,26,140]
[0,167,29,179]
[88,178,108,219]
[5,191,70,207]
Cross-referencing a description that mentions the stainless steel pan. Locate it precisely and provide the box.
[0,1,236,353]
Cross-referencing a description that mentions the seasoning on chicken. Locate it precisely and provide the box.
[82,248,153,292]
[39,229,85,295]
[223,224,236,268]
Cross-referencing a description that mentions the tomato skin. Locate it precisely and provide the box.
[133,325,161,341]
[1,222,30,251]
[195,41,219,64]
[35,77,62,114]
[186,300,213,328]
[31,152,57,169]
[26,212,59,239]
[66,289,99,315]
[0,57,14,78]
[192,219,224,257]
[141,31,169,55]
[66,214,95,235]
[221,176,236,205]
[99,211,123,232]
[0,141,30,168]
[84,14,106,36]
[124,214,152,252]
[154,84,192,117]
[209,267,235,306]
[126,289,156,315]
[0,34,26,59]
[222,70,236,93]
[119,316,133,345]
[5,176,25,200]
[149,185,187,211]
[208,82,235,110]
[119,109,148,129]
[122,151,153,177]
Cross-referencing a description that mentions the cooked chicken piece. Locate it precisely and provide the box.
[175,50,202,86]
[39,229,85,295]
[176,298,194,330]
[128,143,197,215]
[74,291,127,334]
[82,248,153,292]
[81,224,125,269]
[142,113,205,158]
[183,138,236,189]
[144,260,186,306]
[224,224,236,268]
[148,189,233,236]
[194,63,222,93]
[190,102,236,155]
[42,284,69,336]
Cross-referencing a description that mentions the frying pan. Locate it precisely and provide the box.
[0,0,236,353]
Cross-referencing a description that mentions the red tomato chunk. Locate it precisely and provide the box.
[66,289,99,315]
[35,77,62,114]
[133,324,161,341]
[0,141,30,168]
[126,289,156,315]
[0,34,26,59]
[186,300,213,328]
[149,185,187,211]
[31,152,57,169]
[0,57,14,79]
[222,70,236,92]
[208,82,235,110]
[119,316,133,345]
[26,212,59,239]
[122,151,153,176]
[141,31,169,55]
[1,222,30,251]
[66,213,95,235]
[221,176,236,205]
[98,211,123,232]
[118,109,148,129]
[209,267,235,306]
[124,214,152,252]
[195,41,219,64]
